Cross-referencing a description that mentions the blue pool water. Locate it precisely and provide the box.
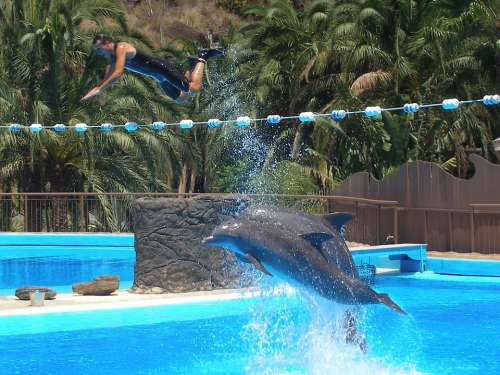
[0,247,135,295]
[0,273,499,375]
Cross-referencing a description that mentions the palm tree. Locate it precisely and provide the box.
[0,0,188,229]
[405,0,499,172]
[242,0,499,182]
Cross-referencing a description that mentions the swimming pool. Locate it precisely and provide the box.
[0,234,135,295]
[0,273,498,375]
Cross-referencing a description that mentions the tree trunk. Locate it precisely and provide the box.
[291,124,305,159]
[178,163,189,195]
[52,195,68,231]
[496,20,500,87]
[202,136,209,192]
[392,0,401,95]
[51,176,69,231]
[189,172,196,194]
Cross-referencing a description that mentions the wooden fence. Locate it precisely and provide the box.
[330,154,500,254]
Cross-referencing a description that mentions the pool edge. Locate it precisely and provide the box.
[0,287,267,317]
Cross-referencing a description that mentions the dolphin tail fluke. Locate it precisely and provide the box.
[377,293,406,315]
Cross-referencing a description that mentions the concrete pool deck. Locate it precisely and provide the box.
[0,288,264,316]
[427,251,500,260]
[0,266,401,316]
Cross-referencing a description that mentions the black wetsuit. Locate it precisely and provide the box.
[120,46,190,100]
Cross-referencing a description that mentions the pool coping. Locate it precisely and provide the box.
[0,232,134,247]
[0,268,404,317]
[0,288,276,317]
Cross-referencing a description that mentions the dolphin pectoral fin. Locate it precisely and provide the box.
[234,253,251,264]
[246,254,272,276]
[300,232,333,248]
[377,293,406,315]
[322,212,354,232]
[300,232,333,261]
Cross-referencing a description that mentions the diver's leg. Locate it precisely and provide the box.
[184,48,224,93]
[158,80,181,101]
[158,80,191,104]
[156,47,224,98]
[185,61,205,93]
[156,59,191,92]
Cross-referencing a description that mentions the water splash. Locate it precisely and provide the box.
[242,281,426,375]
[203,44,270,191]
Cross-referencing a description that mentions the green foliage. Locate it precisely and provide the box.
[1,0,499,203]
[210,160,253,193]
[216,0,254,15]
[0,0,184,195]
[252,161,318,195]
[238,0,500,181]
[381,112,410,166]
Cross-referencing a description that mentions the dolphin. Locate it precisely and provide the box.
[237,206,358,278]
[203,206,405,314]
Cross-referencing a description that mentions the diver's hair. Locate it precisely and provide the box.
[92,33,114,46]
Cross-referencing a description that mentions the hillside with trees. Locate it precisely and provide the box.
[0,0,499,196]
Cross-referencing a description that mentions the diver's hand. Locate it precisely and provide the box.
[80,87,101,101]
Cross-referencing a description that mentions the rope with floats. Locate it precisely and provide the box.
[1,95,499,134]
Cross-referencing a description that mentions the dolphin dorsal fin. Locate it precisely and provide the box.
[322,212,354,232]
[300,232,333,249]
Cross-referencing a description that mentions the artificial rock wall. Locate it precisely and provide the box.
[132,196,249,293]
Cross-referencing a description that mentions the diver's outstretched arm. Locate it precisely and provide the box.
[95,63,114,87]
[81,44,127,101]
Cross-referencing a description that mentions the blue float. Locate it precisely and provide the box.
[180,119,194,129]
[152,121,166,131]
[330,110,346,120]
[266,115,281,125]
[299,112,315,123]
[53,124,66,132]
[365,106,382,117]
[442,99,460,110]
[1,94,496,133]
[75,123,88,133]
[124,122,139,132]
[483,95,500,106]
[100,123,113,132]
[208,119,222,128]
[235,116,251,126]
[30,124,43,133]
[9,124,22,133]
[403,103,420,113]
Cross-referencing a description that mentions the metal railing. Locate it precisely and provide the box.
[0,193,399,245]
[1,192,498,252]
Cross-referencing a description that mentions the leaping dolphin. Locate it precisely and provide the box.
[203,206,405,314]
[238,206,358,278]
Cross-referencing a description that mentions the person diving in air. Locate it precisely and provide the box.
[81,34,224,103]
